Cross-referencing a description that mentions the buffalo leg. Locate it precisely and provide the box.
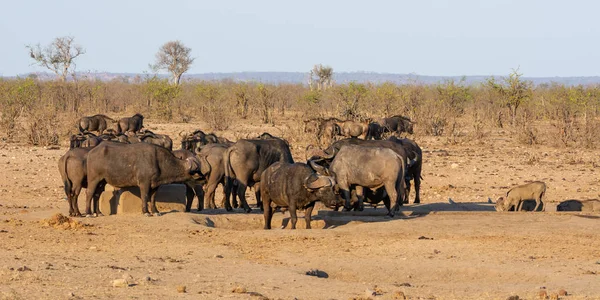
[194,185,204,211]
[223,177,234,211]
[184,184,195,212]
[84,179,102,217]
[139,184,151,216]
[262,189,272,230]
[204,180,219,209]
[289,205,298,229]
[413,174,421,204]
[93,183,104,216]
[236,182,252,213]
[149,188,161,216]
[534,196,543,212]
[71,184,83,217]
[385,182,399,217]
[404,179,411,204]
[354,186,365,211]
[304,203,315,229]
[254,185,263,211]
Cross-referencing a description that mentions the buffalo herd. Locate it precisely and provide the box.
[58,113,588,229]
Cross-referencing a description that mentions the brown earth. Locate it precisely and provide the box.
[1,119,600,300]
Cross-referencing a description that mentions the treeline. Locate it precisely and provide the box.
[1,72,599,148]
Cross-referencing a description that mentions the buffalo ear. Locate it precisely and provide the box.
[304,175,334,190]
[186,157,201,173]
[309,160,329,176]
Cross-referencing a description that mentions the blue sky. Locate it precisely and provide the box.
[1,0,599,77]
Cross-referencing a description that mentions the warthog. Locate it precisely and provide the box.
[328,144,406,217]
[117,113,144,133]
[556,199,600,212]
[380,115,414,135]
[495,181,547,212]
[223,138,294,212]
[58,147,103,216]
[78,114,115,135]
[261,162,337,229]
[84,142,201,216]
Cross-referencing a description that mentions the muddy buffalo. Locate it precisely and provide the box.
[380,115,414,135]
[328,144,406,217]
[261,162,337,229]
[84,142,201,217]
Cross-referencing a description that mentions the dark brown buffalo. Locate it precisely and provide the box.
[388,136,423,204]
[78,114,115,135]
[139,130,173,151]
[365,122,384,140]
[172,149,205,211]
[84,142,201,216]
[309,138,409,211]
[327,144,406,217]
[261,162,337,229]
[317,118,342,146]
[117,113,144,133]
[69,133,103,149]
[57,147,103,216]
[380,115,414,135]
[223,138,294,212]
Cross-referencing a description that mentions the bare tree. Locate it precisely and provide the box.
[151,40,194,85]
[26,36,85,82]
[310,64,334,91]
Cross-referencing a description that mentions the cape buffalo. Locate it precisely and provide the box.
[389,136,423,204]
[58,147,103,216]
[70,133,103,149]
[117,113,144,133]
[365,122,383,140]
[328,144,406,217]
[339,120,369,139]
[196,143,233,209]
[223,138,294,212]
[84,142,201,217]
[261,162,337,229]
[172,149,206,212]
[139,130,173,151]
[78,114,115,135]
[380,115,414,135]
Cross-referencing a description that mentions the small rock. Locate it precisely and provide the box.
[214,254,223,258]
[451,163,459,169]
[365,289,376,297]
[557,289,567,296]
[506,296,519,300]
[393,291,406,300]
[112,278,129,288]
[89,246,97,250]
[177,285,187,293]
[67,292,75,298]
[232,286,247,293]
[17,266,31,272]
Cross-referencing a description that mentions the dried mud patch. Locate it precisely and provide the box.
[39,213,91,230]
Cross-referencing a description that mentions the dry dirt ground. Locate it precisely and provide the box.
[1,119,600,300]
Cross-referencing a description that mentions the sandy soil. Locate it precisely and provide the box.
[1,119,599,300]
